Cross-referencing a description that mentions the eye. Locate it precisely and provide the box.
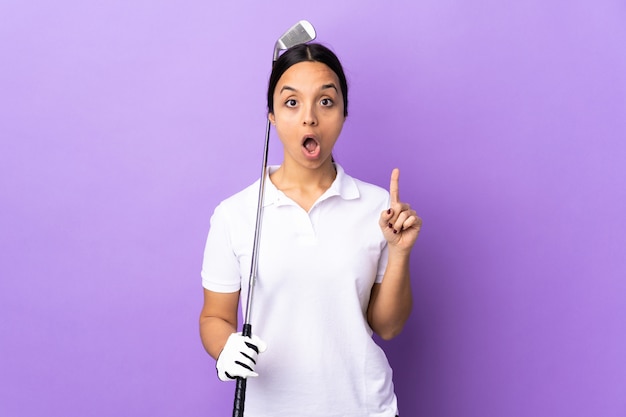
[285,99,297,107]
[320,98,334,107]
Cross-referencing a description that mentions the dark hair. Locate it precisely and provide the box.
[267,43,349,117]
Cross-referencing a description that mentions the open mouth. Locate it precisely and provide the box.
[303,136,319,154]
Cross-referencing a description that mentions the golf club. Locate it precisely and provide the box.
[232,20,316,417]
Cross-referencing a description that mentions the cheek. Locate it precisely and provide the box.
[272,108,299,126]
[274,122,295,145]
[329,115,345,135]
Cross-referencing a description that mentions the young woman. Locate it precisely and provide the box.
[199,43,422,417]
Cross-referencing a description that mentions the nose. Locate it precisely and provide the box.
[302,105,317,126]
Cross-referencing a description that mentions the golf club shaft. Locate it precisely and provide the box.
[232,118,270,417]
[231,21,315,416]
[243,117,271,328]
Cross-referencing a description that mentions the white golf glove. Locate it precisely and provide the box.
[216,332,267,382]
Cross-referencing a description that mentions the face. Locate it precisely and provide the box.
[268,61,345,171]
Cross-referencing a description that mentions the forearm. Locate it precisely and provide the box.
[367,250,413,340]
[200,316,237,360]
[199,289,240,360]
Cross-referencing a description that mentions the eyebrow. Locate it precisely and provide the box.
[279,83,338,94]
[321,83,338,92]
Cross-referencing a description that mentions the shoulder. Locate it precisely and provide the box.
[217,180,259,209]
[210,179,260,224]
[353,177,388,198]
[340,167,389,202]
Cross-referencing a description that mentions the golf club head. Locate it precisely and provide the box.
[273,20,316,61]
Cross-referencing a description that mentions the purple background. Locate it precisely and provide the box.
[1,1,625,416]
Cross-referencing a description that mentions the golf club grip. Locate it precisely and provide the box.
[232,324,252,417]
[232,377,246,417]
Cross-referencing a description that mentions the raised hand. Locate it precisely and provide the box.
[379,168,422,253]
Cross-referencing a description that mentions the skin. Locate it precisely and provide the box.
[199,61,422,360]
[267,61,345,211]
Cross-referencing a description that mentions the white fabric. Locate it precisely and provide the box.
[201,164,398,417]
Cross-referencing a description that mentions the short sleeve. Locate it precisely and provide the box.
[375,241,389,284]
[201,203,242,293]
[375,190,390,284]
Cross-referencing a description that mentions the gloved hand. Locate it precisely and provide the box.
[216,332,267,381]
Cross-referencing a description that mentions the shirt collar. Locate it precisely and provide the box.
[262,164,360,207]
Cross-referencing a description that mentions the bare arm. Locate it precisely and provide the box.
[199,289,240,360]
[367,249,413,340]
[367,168,422,340]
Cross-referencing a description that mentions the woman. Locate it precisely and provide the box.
[199,43,421,417]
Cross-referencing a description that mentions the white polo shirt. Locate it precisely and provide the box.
[202,164,398,417]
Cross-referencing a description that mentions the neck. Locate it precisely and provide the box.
[269,159,337,208]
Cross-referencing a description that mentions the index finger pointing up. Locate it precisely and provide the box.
[389,168,400,204]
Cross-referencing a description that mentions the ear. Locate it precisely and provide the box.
[268,112,276,125]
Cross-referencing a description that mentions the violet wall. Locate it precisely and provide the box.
[1,1,625,416]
